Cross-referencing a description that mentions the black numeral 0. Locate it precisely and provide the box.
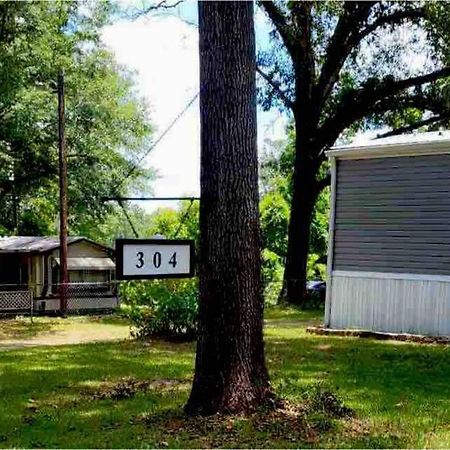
[153,251,161,268]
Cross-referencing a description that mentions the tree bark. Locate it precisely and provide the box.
[278,131,319,305]
[185,1,271,416]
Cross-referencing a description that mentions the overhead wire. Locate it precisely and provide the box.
[111,91,200,237]
[115,91,200,192]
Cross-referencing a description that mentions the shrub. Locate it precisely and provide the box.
[119,278,198,340]
[302,384,354,419]
[262,249,284,306]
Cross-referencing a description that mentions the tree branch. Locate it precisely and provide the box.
[376,114,449,139]
[290,1,315,109]
[130,0,183,19]
[259,1,298,63]
[256,66,293,110]
[372,67,450,98]
[315,67,450,150]
[315,2,375,113]
[360,7,426,39]
[315,5,427,115]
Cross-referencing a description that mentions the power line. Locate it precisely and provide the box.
[116,91,199,192]
[118,200,139,238]
[109,92,199,238]
[174,197,195,237]
[102,196,200,202]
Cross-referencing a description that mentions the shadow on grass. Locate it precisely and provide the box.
[1,312,450,448]
[0,340,195,448]
[266,332,450,448]
[0,317,56,340]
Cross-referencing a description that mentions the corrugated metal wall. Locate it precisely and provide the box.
[333,154,450,275]
[330,272,450,335]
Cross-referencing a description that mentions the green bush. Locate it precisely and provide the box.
[119,278,198,340]
[262,248,284,306]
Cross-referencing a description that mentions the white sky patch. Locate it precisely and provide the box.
[102,14,287,213]
[102,16,200,212]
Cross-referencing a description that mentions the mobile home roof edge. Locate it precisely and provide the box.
[326,137,450,159]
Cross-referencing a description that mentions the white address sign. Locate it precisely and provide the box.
[115,239,195,280]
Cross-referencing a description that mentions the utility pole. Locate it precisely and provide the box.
[8,164,19,235]
[58,70,68,317]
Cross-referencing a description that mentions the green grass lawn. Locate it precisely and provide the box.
[0,315,130,348]
[1,308,450,448]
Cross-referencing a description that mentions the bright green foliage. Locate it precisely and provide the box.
[0,1,153,237]
[261,248,285,305]
[260,191,290,257]
[145,200,200,241]
[120,278,198,340]
[260,130,329,284]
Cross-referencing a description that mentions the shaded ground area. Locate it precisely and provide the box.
[0,307,449,448]
[0,315,130,349]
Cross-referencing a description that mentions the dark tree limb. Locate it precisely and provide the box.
[129,0,183,19]
[315,2,375,112]
[316,67,450,150]
[256,66,293,110]
[259,1,298,63]
[315,5,427,114]
[372,94,447,116]
[376,114,449,139]
[371,67,450,98]
[290,2,314,71]
[360,7,426,38]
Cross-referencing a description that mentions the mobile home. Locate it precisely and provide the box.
[325,132,450,336]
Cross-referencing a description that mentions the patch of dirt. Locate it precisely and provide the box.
[342,418,373,438]
[90,377,190,400]
[0,320,130,350]
[135,389,355,448]
[307,326,450,345]
[315,344,332,351]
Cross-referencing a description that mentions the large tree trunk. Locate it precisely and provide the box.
[279,132,319,306]
[185,0,271,416]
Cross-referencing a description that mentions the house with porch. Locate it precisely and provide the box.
[0,236,117,313]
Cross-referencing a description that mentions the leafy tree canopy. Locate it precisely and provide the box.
[258,1,450,139]
[256,1,450,303]
[0,1,154,239]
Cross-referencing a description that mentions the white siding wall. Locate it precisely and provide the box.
[330,271,450,336]
[35,297,118,311]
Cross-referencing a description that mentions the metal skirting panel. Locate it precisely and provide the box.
[35,297,119,312]
[329,272,450,336]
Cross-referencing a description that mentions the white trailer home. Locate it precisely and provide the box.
[325,131,450,337]
[0,236,117,313]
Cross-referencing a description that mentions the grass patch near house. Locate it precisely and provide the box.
[0,315,130,347]
[0,316,56,340]
[0,307,449,448]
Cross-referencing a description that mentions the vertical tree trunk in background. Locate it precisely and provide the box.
[279,133,319,306]
[185,0,271,415]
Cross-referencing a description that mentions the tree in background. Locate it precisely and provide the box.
[145,200,200,242]
[258,1,450,304]
[260,126,329,303]
[0,1,153,239]
[186,1,272,415]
